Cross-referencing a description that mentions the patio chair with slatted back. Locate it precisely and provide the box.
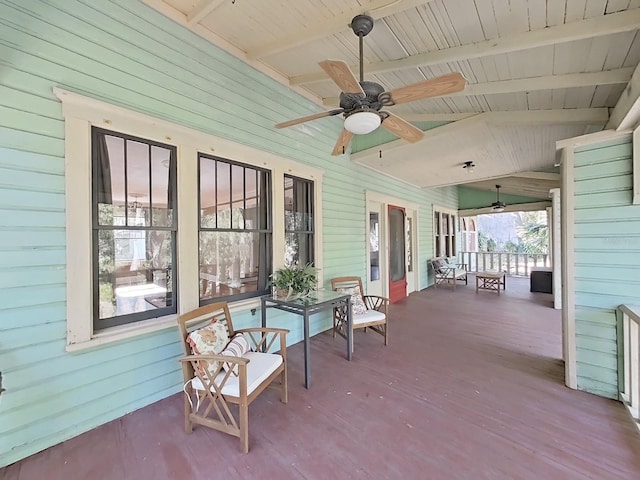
[177,301,289,453]
[330,276,388,351]
[429,256,468,290]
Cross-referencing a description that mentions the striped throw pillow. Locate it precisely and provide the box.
[221,333,251,376]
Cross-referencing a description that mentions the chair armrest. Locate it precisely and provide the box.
[180,353,249,366]
[363,295,388,313]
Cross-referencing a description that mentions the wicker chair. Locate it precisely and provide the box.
[177,302,288,453]
[330,276,389,351]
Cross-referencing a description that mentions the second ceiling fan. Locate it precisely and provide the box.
[275,14,466,156]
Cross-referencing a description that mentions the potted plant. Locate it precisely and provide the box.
[270,263,318,300]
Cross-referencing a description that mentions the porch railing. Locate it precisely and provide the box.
[458,251,550,277]
[618,305,640,432]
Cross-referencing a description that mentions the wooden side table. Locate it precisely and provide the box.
[476,271,506,294]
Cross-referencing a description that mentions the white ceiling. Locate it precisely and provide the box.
[143,0,640,198]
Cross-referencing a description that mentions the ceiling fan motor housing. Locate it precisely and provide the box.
[339,81,385,113]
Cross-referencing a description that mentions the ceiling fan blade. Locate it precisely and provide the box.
[380,112,424,143]
[331,129,354,156]
[319,60,365,95]
[383,72,466,105]
[275,109,344,129]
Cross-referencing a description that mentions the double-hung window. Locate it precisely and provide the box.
[92,128,177,330]
[198,153,272,303]
[284,175,314,266]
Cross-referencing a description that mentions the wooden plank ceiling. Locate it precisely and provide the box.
[143,0,640,198]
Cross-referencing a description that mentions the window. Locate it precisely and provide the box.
[198,154,272,303]
[369,212,380,281]
[284,175,314,266]
[92,128,177,330]
[433,207,457,259]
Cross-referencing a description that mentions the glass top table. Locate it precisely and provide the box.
[261,290,352,389]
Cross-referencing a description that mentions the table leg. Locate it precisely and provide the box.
[303,310,310,389]
[476,275,479,293]
[260,297,267,352]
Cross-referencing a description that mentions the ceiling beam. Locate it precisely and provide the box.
[140,0,322,106]
[186,0,225,26]
[506,172,561,181]
[352,108,607,158]
[292,9,640,85]
[388,108,609,125]
[246,0,433,59]
[606,63,640,131]
[322,68,633,106]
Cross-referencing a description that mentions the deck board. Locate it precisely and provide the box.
[3,276,640,479]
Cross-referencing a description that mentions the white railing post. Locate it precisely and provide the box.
[619,305,640,431]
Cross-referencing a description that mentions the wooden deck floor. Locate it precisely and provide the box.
[3,277,640,479]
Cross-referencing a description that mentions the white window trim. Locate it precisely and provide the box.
[432,204,458,259]
[55,88,323,352]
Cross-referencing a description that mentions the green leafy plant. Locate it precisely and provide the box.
[270,263,317,299]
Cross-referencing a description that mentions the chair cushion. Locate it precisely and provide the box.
[432,257,448,273]
[191,352,283,397]
[186,319,230,377]
[352,309,386,325]
[220,333,251,376]
[336,287,367,315]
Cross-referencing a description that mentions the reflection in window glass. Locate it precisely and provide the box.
[389,208,405,282]
[92,128,177,330]
[406,217,413,272]
[369,212,379,281]
[199,154,272,304]
[284,175,314,266]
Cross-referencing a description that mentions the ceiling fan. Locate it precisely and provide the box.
[491,185,506,212]
[275,14,466,156]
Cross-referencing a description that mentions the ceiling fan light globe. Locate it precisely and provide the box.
[492,206,505,213]
[344,111,381,135]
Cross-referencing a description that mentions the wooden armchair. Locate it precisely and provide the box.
[429,256,468,290]
[177,302,288,453]
[330,276,389,351]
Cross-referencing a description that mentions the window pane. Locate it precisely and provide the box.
[285,233,313,266]
[216,161,231,229]
[126,140,150,227]
[406,217,413,272]
[389,208,405,282]
[256,170,268,230]
[200,156,216,227]
[231,164,245,229]
[151,145,173,227]
[96,134,125,226]
[199,231,266,300]
[284,175,313,266]
[97,229,174,324]
[369,212,379,281]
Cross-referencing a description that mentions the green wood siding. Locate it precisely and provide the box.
[0,0,457,466]
[572,136,639,399]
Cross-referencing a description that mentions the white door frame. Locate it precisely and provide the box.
[365,191,419,298]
